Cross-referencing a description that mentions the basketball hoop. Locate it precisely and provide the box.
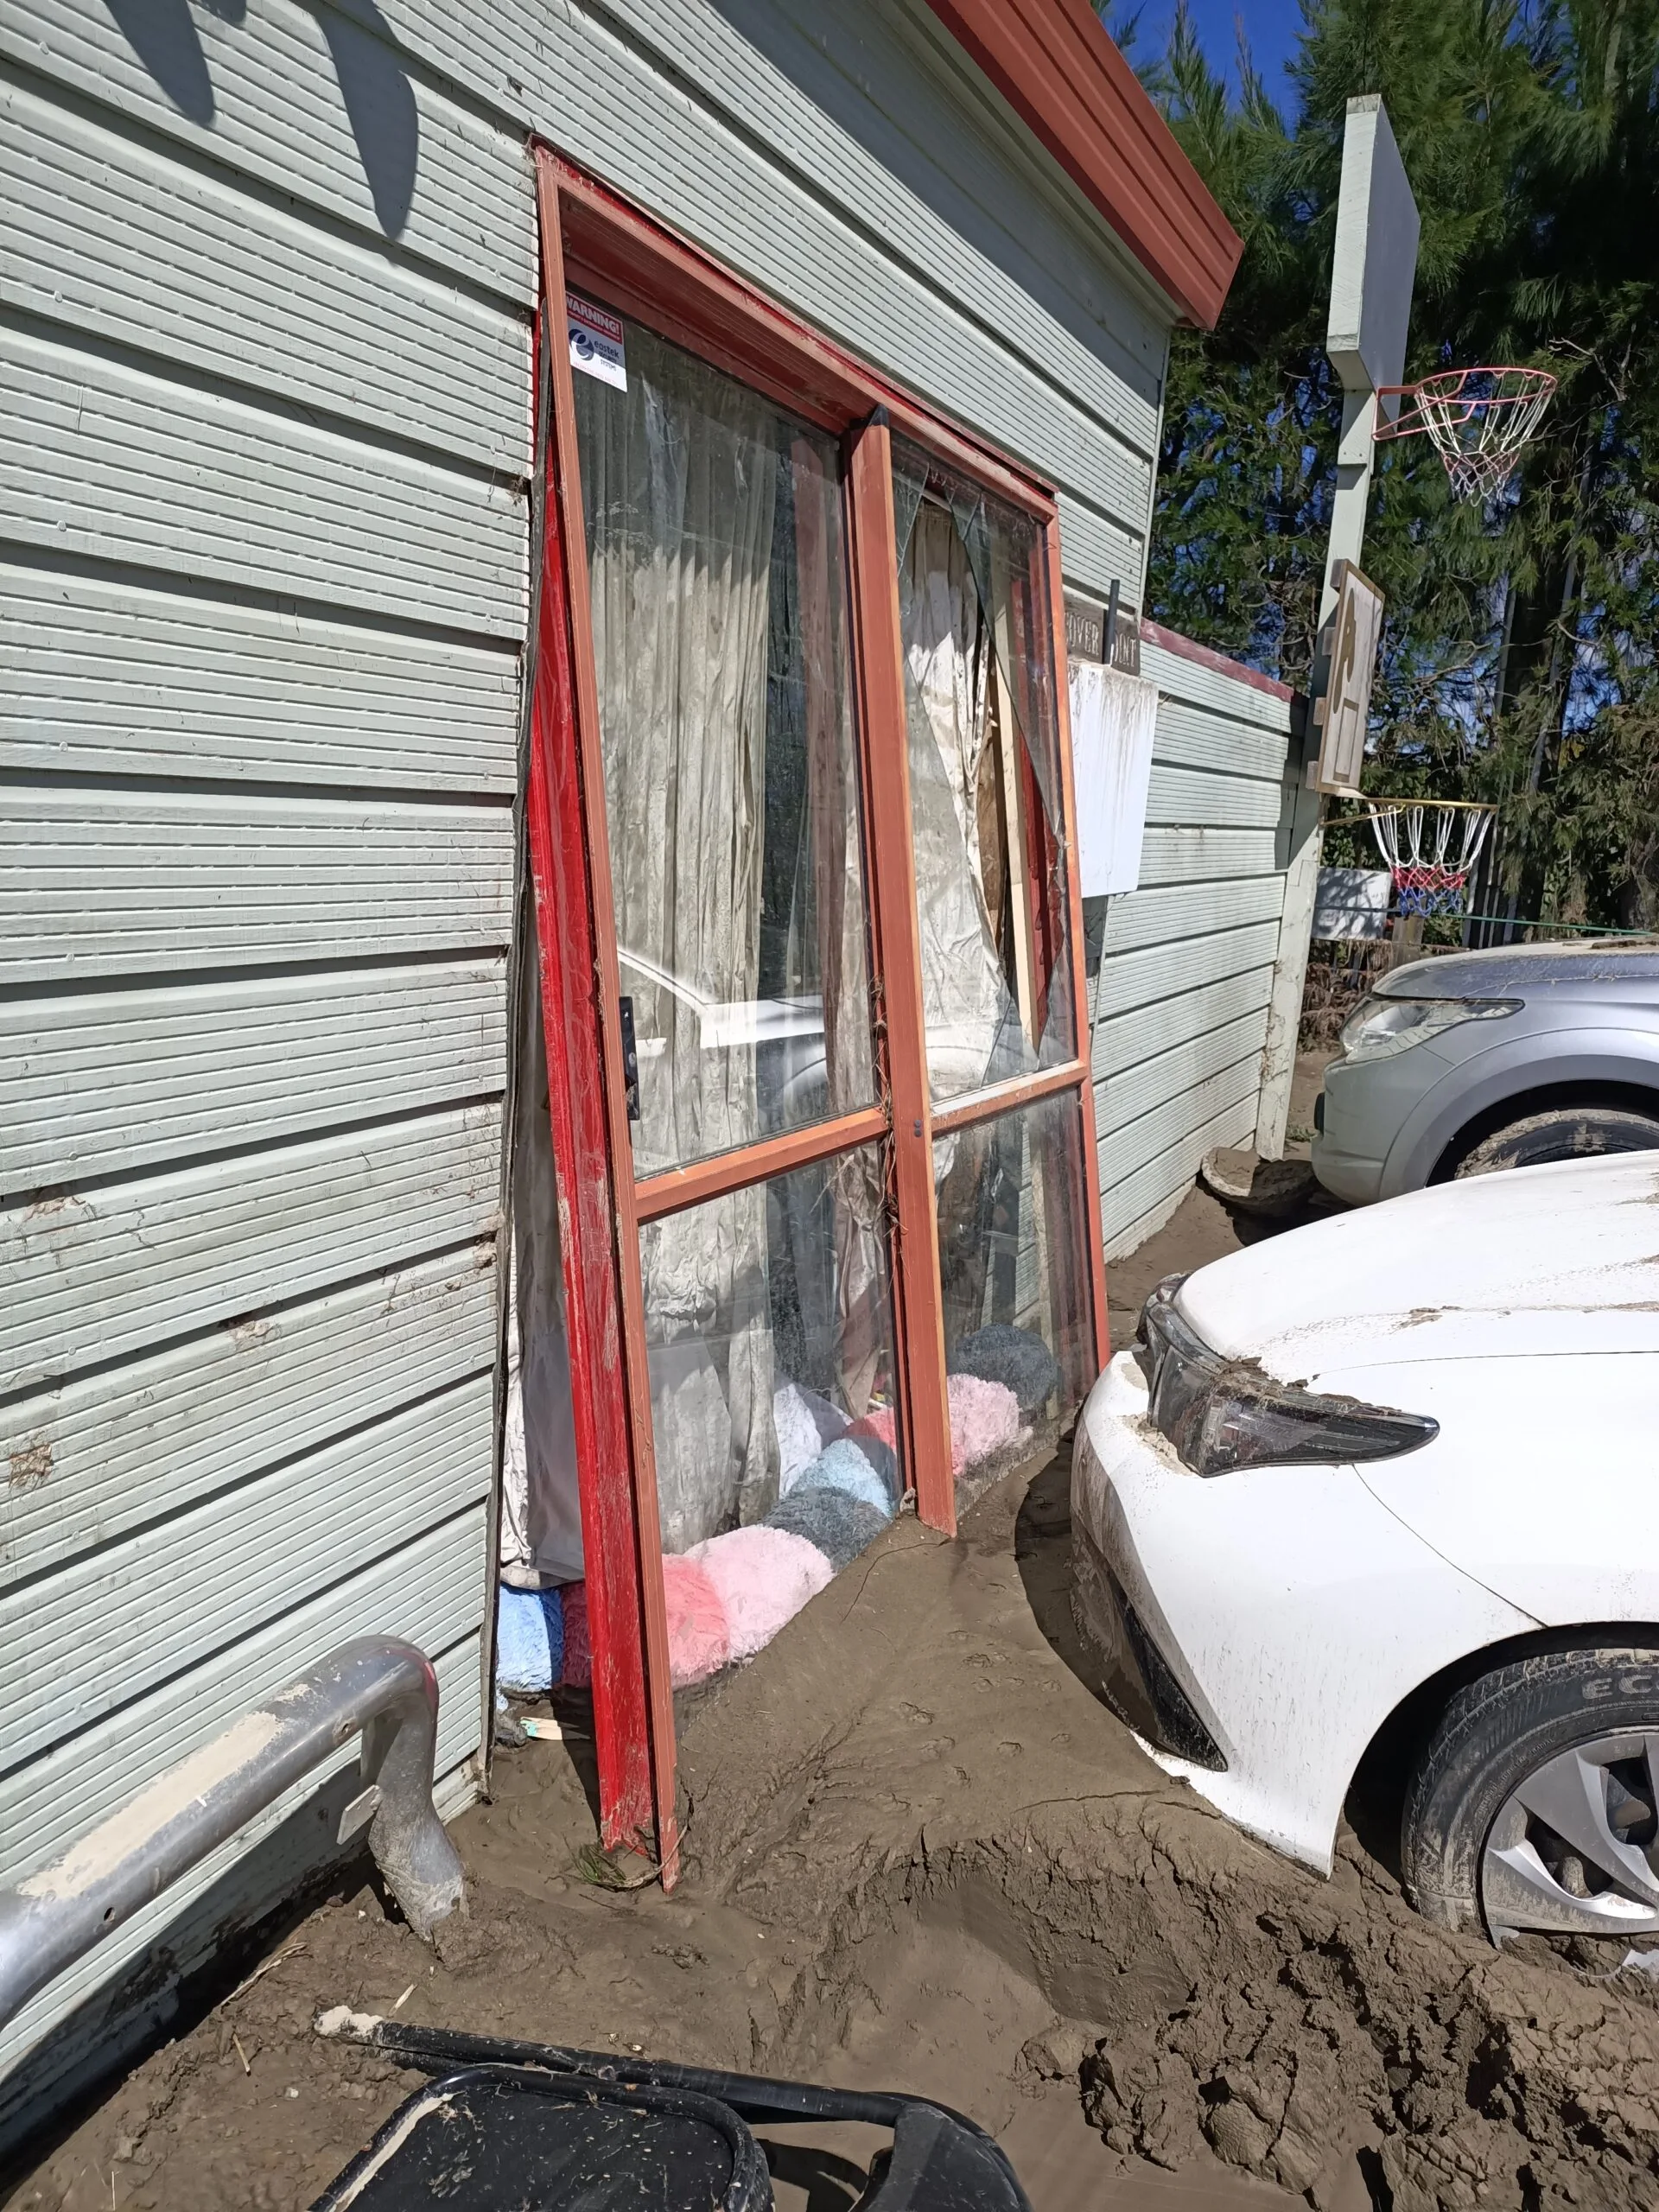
[1362,798,1497,917]
[1374,366,1556,499]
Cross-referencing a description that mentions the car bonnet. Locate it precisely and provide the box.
[1174,1153,1659,1377]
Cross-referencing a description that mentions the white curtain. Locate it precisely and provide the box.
[579,330,778,1551]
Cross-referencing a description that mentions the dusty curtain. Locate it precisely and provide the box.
[577,328,779,1552]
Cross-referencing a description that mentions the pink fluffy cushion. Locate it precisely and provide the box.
[687,1526,834,1662]
[661,1553,732,1686]
[849,1407,898,1452]
[559,1581,591,1688]
[947,1372,1021,1476]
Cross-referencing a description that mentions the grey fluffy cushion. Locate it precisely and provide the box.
[947,1323,1060,1415]
[765,1484,889,1573]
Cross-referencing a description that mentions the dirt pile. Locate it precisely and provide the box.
[10,1451,1659,2212]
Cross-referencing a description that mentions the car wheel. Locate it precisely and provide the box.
[1452,1103,1659,1178]
[1402,1647,1659,1942]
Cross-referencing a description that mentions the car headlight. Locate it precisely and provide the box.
[1338,993,1519,1064]
[1135,1277,1438,1478]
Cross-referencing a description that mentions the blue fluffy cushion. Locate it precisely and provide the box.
[794,1437,897,1517]
[496,1584,564,1694]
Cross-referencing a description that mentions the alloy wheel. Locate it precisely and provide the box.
[1482,1729,1659,1942]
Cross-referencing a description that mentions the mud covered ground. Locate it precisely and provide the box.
[10,1178,1659,2212]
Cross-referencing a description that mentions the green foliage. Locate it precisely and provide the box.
[1139,0,1659,928]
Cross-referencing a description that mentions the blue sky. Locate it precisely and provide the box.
[1141,0,1305,100]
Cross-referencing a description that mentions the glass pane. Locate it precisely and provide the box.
[891,438,1077,1105]
[641,1145,900,1575]
[935,1093,1094,1497]
[574,309,875,1179]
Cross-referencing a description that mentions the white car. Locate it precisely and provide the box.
[1072,1152,1659,1944]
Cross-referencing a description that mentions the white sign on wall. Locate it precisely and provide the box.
[1069,660,1160,898]
[567,293,626,389]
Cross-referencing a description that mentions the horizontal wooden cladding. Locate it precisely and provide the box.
[920,0,1241,327]
[1135,825,1281,888]
[1145,761,1286,832]
[3,960,508,1192]
[2,79,530,476]
[1055,498,1145,607]
[633,1108,890,1224]
[1090,963,1274,1085]
[0,1373,492,1775]
[0,1583,480,2071]
[1096,1079,1259,1246]
[1093,1006,1271,1142]
[1151,698,1293,784]
[1091,917,1284,1025]
[0,1103,500,1398]
[1,1250,496,1590]
[1,566,518,792]
[3,330,527,638]
[1095,875,1285,961]
[1140,636,1295,732]
[394,0,1160,522]
[2,0,535,303]
[2,788,513,985]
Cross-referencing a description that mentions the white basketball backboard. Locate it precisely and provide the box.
[1326,96,1419,416]
[1311,561,1384,795]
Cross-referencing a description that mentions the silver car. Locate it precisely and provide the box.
[1312,940,1659,1205]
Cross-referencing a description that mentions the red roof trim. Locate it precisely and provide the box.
[1140,618,1295,702]
[923,0,1242,329]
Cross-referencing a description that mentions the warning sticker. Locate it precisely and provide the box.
[567,293,626,390]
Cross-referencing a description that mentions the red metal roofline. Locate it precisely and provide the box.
[924,0,1243,329]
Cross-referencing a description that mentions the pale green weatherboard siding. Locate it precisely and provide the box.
[1090,640,1299,1258]
[0,0,1189,2134]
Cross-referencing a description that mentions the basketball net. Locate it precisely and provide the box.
[1363,801,1497,918]
[1374,366,1556,500]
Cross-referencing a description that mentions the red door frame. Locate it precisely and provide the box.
[524,147,1110,1866]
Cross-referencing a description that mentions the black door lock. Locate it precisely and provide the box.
[617,996,641,1122]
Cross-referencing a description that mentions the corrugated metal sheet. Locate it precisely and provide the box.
[1089,640,1297,1256]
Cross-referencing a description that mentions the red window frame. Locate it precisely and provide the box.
[525,148,1109,1877]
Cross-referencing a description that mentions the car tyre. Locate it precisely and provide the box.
[1402,1646,1659,1941]
[1452,1103,1659,1178]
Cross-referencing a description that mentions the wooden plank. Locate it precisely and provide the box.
[1097,874,1284,958]
[1090,963,1274,1081]
[2,787,513,986]
[1,564,518,791]
[2,79,530,474]
[0,1375,492,1771]
[3,329,526,638]
[0,1524,483,1885]
[1,0,535,303]
[1151,696,1291,781]
[1093,1009,1269,1139]
[0,1103,501,1399]
[1145,760,1286,830]
[1141,637,1294,731]
[1056,496,1144,605]
[1,1248,497,1590]
[1090,918,1282,1022]
[1096,1088,1258,1242]
[1135,825,1281,887]
[3,959,507,1192]
[0,1613,481,2100]
[1103,1179,1192,1263]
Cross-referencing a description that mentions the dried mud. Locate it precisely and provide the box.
[8,1443,1659,2212]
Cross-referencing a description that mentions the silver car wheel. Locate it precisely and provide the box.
[1481,1728,1659,1942]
